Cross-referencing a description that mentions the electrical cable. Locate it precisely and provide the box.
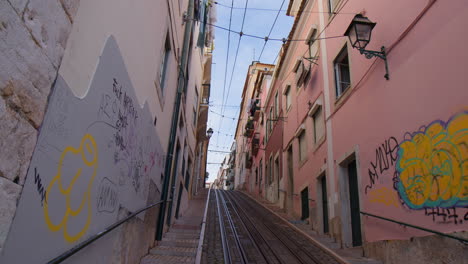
[214,1,357,14]
[217,0,234,146]
[258,0,286,61]
[223,0,249,119]
[188,17,345,43]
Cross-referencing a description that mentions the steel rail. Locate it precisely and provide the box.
[233,191,324,264]
[215,190,232,264]
[223,190,283,264]
[221,191,270,264]
[218,190,249,264]
[48,200,168,264]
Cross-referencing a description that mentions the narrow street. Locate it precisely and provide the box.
[206,190,343,264]
[0,0,466,263]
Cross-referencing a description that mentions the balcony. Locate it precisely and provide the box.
[251,133,260,156]
[244,119,254,137]
[249,99,261,121]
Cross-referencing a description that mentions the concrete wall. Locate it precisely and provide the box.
[0,0,80,254]
[0,0,210,262]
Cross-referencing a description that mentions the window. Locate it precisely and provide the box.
[194,87,199,106]
[334,46,351,98]
[259,159,263,185]
[269,156,273,184]
[298,131,307,162]
[287,146,293,180]
[193,108,197,126]
[275,156,280,180]
[185,159,192,189]
[266,107,273,141]
[160,33,171,94]
[284,85,292,110]
[255,168,258,184]
[274,92,279,118]
[328,0,340,14]
[312,106,325,143]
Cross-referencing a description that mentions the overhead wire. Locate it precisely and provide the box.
[214,1,357,14]
[258,0,286,61]
[222,0,249,118]
[217,0,234,146]
[188,17,345,43]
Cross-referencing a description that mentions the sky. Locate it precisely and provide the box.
[205,0,294,182]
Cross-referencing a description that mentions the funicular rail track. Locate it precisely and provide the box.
[212,189,342,264]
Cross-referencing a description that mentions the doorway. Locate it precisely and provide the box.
[175,182,184,219]
[320,175,329,233]
[348,160,362,246]
[301,187,309,220]
[166,144,181,226]
[287,146,294,212]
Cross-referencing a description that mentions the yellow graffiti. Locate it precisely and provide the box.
[43,134,98,243]
[396,111,468,209]
[368,187,400,207]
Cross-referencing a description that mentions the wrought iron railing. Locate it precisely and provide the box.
[360,211,468,244]
[48,200,169,264]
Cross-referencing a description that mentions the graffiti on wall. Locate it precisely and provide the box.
[0,36,165,263]
[395,111,467,209]
[365,111,467,225]
[367,187,400,208]
[423,207,468,225]
[365,137,399,194]
[43,134,98,243]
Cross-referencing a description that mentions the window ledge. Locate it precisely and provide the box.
[298,156,308,169]
[312,136,326,153]
[334,84,353,109]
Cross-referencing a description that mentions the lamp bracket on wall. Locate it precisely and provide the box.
[358,46,389,80]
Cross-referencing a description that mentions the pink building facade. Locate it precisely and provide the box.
[236,0,467,263]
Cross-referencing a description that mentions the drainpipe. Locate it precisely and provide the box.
[156,0,194,241]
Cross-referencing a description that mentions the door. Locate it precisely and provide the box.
[166,145,180,226]
[287,147,294,211]
[301,187,309,220]
[348,160,362,246]
[175,183,184,219]
[321,176,329,233]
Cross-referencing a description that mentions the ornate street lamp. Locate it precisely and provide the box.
[344,14,390,80]
[206,128,213,139]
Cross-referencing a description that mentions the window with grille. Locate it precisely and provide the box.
[334,46,351,98]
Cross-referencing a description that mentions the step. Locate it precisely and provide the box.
[149,246,197,257]
[169,228,201,234]
[140,254,195,264]
[159,239,198,248]
[163,232,200,239]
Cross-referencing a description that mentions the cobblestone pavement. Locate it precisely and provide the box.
[201,191,224,264]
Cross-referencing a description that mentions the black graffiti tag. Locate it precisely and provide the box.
[365,137,399,194]
[97,177,118,213]
[34,168,47,206]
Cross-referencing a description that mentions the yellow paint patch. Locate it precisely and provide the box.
[43,134,98,243]
[368,187,400,207]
